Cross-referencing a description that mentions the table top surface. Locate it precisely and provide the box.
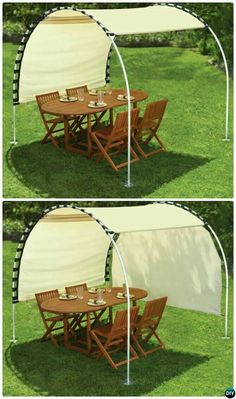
[41,89,148,116]
[41,287,148,314]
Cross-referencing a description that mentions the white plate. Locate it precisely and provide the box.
[59,295,77,300]
[117,95,135,101]
[88,288,98,293]
[89,90,106,96]
[116,293,134,299]
[59,97,77,102]
[88,288,105,294]
[87,300,106,306]
[88,102,107,108]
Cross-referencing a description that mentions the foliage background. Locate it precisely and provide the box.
[3,2,233,73]
[3,201,233,273]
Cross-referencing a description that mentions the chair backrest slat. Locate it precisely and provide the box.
[35,289,59,306]
[36,91,60,108]
[65,283,87,296]
[66,85,88,97]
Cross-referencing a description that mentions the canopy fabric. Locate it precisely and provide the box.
[16,5,205,103]
[112,227,221,315]
[18,208,110,301]
[15,204,221,317]
[18,11,111,103]
[84,204,204,233]
[86,6,205,35]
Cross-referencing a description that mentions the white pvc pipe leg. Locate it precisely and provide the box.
[208,27,230,142]
[109,36,132,188]
[10,303,17,343]
[11,105,18,145]
[207,224,229,339]
[107,233,132,385]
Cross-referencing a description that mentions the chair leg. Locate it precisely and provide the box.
[134,328,165,356]
[132,334,147,357]
[92,135,119,171]
[91,332,118,369]
[41,320,59,346]
[132,137,148,159]
[109,307,113,324]
[154,133,166,151]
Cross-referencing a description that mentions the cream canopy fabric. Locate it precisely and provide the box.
[18,207,110,301]
[19,12,111,103]
[17,5,205,103]
[15,204,221,316]
[86,6,205,35]
[112,227,221,315]
[84,203,204,232]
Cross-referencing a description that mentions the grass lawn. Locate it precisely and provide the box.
[3,240,233,396]
[3,43,233,199]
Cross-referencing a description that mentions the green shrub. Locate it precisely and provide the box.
[3,218,24,241]
[3,21,25,36]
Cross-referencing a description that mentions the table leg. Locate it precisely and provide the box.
[63,315,69,348]
[63,115,88,155]
[109,306,113,323]
[109,108,113,127]
[87,114,92,158]
[87,312,92,353]
[133,102,138,109]
[64,116,69,150]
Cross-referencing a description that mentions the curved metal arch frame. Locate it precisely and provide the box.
[159,2,230,142]
[11,203,132,384]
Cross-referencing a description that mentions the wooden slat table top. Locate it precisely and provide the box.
[41,89,148,116]
[41,287,148,314]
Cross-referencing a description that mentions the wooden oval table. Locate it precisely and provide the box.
[41,286,148,354]
[41,89,148,157]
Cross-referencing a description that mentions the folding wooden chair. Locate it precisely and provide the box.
[133,296,167,356]
[91,108,140,171]
[133,99,168,158]
[90,306,139,369]
[35,289,74,346]
[36,91,65,148]
[36,91,76,148]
